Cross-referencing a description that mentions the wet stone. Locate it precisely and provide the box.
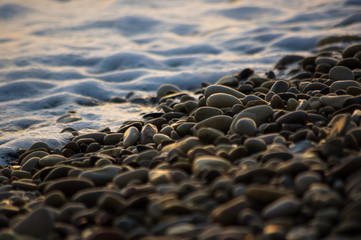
[295,171,322,194]
[330,80,359,92]
[276,111,308,126]
[140,123,158,144]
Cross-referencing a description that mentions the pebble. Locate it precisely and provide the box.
[123,126,140,148]
[80,165,122,186]
[262,195,301,219]
[276,111,308,126]
[113,168,149,188]
[13,207,54,238]
[206,93,241,108]
[232,105,273,127]
[342,43,361,58]
[270,80,289,93]
[44,178,94,197]
[230,117,257,136]
[295,171,322,194]
[329,66,354,80]
[193,155,231,174]
[157,84,181,98]
[140,123,158,144]
[204,85,245,98]
[244,138,267,153]
[319,95,352,109]
[211,196,248,225]
[330,80,359,92]
[194,115,233,133]
[193,106,224,122]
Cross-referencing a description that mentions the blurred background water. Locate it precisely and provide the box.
[0,0,360,163]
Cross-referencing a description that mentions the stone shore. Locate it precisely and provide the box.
[1,40,361,240]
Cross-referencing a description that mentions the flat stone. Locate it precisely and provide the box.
[319,95,352,109]
[215,75,238,87]
[329,66,354,80]
[246,184,292,205]
[232,105,273,127]
[80,165,122,186]
[197,127,225,144]
[44,177,94,197]
[206,93,241,108]
[13,208,54,238]
[104,133,123,145]
[262,195,301,219]
[204,85,245,98]
[276,111,308,126]
[193,106,224,122]
[72,132,106,145]
[193,155,231,174]
[123,126,140,148]
[113,168,149,188]
[211,196,248,225]
[194,115,233,133]
[330,80,359,92]
[38,154,67,167]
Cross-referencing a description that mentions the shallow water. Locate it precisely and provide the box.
[0,0,360,164]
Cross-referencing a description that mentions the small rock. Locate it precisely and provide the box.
[262,195,301,219]
[123,126,140,148]
[329,66,354,80]
[157,84,181,98]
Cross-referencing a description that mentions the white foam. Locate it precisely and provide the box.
[0,0,360,164]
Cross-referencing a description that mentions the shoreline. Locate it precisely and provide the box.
[1,39,361,239]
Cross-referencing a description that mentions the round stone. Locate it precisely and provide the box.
[329,66,354,80]
[211,196,248,225]
[342,43,361,58]
[44,178,94,197]
[157,84,181,98]
[244,138,267,154]
[123,126,140,148]
[197,127,225,143]
[80,166,122,186]
[193,106,224,122]
[295,171,321,194]
[319,95,352,109]
[206,93,241,108]
[231,118,257,136]
[104,133,123,145]
[140,123,158,144]
[270,80,289,93]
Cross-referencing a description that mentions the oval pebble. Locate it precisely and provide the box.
[329,66,354,80]
[262,195,301,219]
[204,85,245,98]
[231,117,257,136]
[206,93,241,108]
[113,168,149,188]
[330,80,359,93]
[194,115,233,133]
[232,105,273,127]
[193,155,231,174]
[39,154,67,167]
[157,84,181,98]
[123,126,140,148]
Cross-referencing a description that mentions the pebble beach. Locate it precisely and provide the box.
[1,0,361,240]
[1,40,361,240]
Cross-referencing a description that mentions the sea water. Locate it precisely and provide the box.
[0,0,360,164]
